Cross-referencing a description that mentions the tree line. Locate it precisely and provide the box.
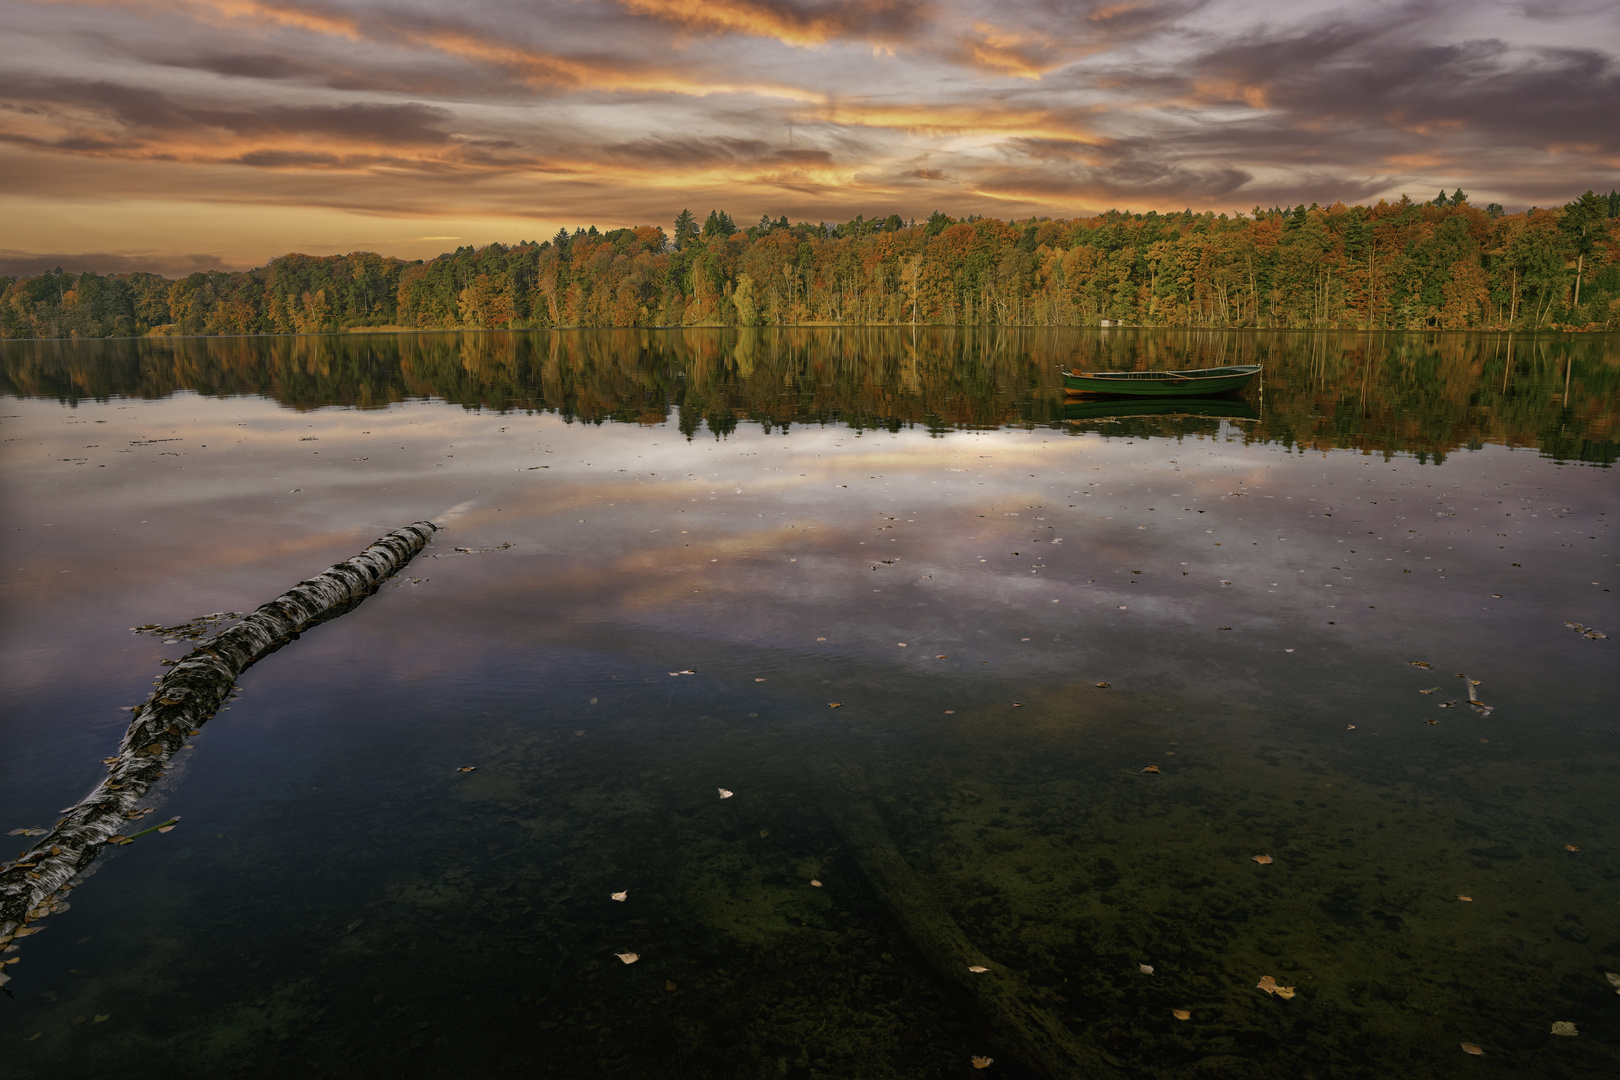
[4,191,1618,340]
[4,327,1613,466]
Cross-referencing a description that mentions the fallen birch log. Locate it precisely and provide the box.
[0,521,438,952]
[812,755,1120,1080]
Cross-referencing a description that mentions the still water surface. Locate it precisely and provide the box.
[1,329,1616,1079]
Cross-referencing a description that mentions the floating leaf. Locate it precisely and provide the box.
[457,766,476,773]
[936,654,947,659]
[1256,976,1278,993]
[1408,661,1432,669]
[615,952,639,965]
[809,880,822,888]
[93,1014,109,1023]
[156,824,175,834]
[754,678,766,682]
[1564,845,1580,852]
[828,702,842,708]
[1550,1021,1577,1037]
[1095,682,1110,688]
[1140,766,1160,774]
[1461,1043,1484,1055]
[1274,986,1296,999]
[611,891,627,902]
[967,965,988,973]
[1252,855,1273,865]
[717,788,733,799]
[1172,1009,1191,1020]
[1139,964,1154,974]
[665,980,677,991]
[971,1056,994,1070]
[1418,687,1439,695]
[759,829,769,838]
[1458,895,1473,902]
[1605,971,1620,988]
[897,643,907,647]
[1346,725,1356,730]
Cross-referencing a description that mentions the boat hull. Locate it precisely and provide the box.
[1062,364,1260,397]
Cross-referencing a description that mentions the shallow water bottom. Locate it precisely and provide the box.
[7,649,1617,1079]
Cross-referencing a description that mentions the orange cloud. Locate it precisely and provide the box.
[817,101,1100,142]
[957,21,1068,80]
[617,0,924,47]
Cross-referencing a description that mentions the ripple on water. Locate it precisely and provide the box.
[1571,714,1620,749]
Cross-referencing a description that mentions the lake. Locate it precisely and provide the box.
[1,328,1616,1079]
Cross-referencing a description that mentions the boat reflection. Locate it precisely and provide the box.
[1062,396,1259,423]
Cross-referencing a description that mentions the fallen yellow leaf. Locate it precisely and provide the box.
[1252,855,1273,865]
[93,1014,109,1023]
[968,965,989,973]
[717,788,734,799]
[1141,766,1160,774]
[1172,1009,1190,1020]
[971,1056,994,1069]
[828,702,842,708]
[1461,1043,1483,1055]
[1564,845,1580,852]
[615,952,639,965]
[1274,986,1296,1000]
[809,879,822,887]
[1139,964,1154,974]
[1458,895,1473,902]
[611,891,627,902]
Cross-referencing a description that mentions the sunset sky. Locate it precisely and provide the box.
[3,0,1616,275]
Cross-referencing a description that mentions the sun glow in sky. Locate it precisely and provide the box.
[2,0,1616,274]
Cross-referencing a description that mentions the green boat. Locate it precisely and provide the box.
[1062,363,1261,396]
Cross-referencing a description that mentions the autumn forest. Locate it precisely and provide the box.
[5,191,1618,340]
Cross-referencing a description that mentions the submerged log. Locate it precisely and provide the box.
[0,522,438,947]
[812,755,1120,1080]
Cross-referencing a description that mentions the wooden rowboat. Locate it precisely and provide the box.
[1062,363,1260,396]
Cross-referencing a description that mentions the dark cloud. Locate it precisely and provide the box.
[1184,29,1619,153]
[164,54,314,80]
[0,250,237,277]
[987,142,1254,204]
